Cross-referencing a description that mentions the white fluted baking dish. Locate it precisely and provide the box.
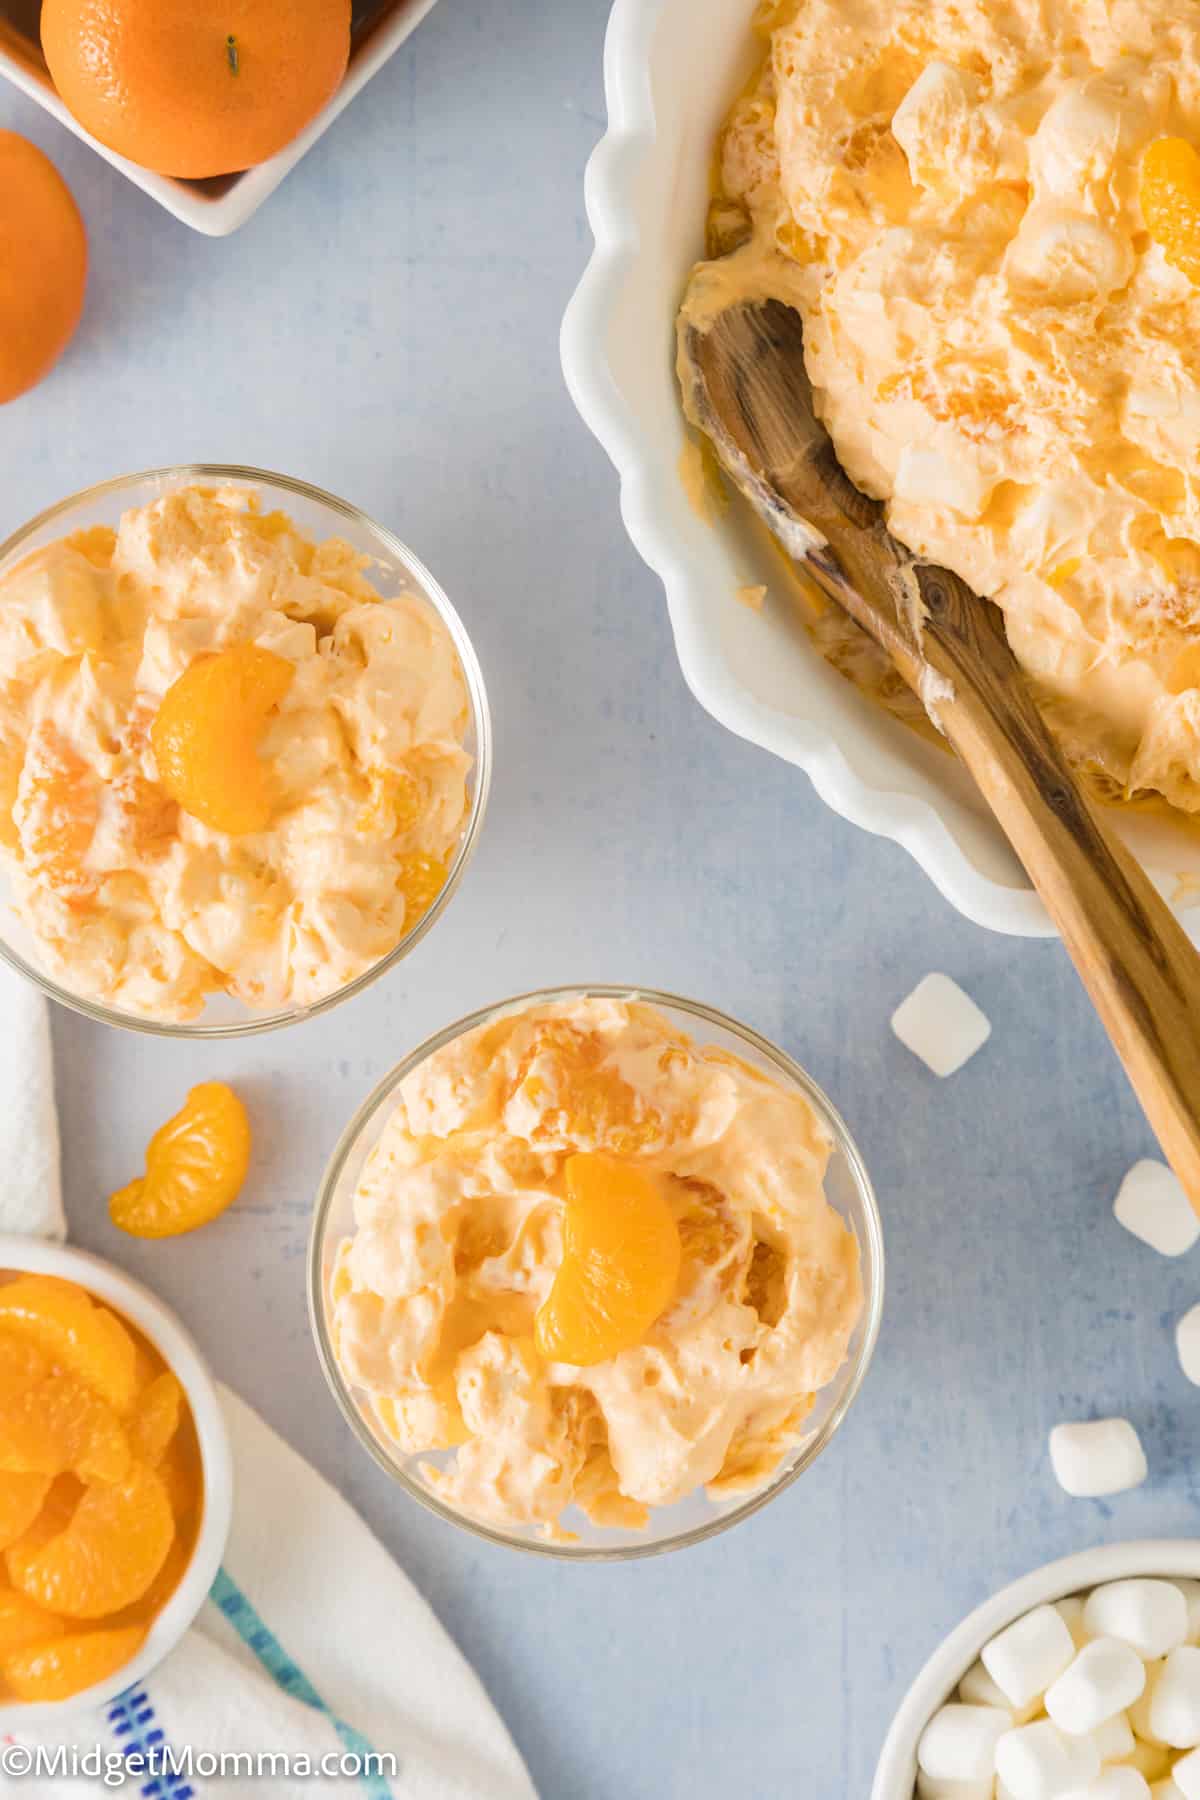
[559,0,1200,940]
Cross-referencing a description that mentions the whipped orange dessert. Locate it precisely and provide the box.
[0,485,473,1019]
[329,996,864,1533]
[685,0,1200,808]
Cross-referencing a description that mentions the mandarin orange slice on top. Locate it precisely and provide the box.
[3,1626,147,1702]
[150,644,293,835]
[0,1278,138,1414]
[1141,137,1200,285]
[535,1152,681,1367]
[7,1461,174,1619]
[109,1081,251,1239]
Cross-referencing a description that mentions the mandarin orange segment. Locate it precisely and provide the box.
[0,1329,49,1394]
[358,768,422,837]
[159,1434,201,1524]
[7,1461,174,1620]
[0,1372,131,1485]
[0,1474,51,1553]
[534,1153,682,1366]
[109,1080,251,1239]
[2,1626,146,1702]
[0,1588,66,1657]
[105,1532,191,1631]
[514,1026,666,1155]
[129,1372,182,1465]
[150,644,294,835]
[1141,137,1200,286]
[397,850,449,927]
[14,724,100,906]
[0,1280,138,1414]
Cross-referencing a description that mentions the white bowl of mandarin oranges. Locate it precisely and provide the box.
[0,1239,232,1724]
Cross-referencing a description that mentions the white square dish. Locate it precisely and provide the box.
[0,0,441,236]
[559,0,1200,940]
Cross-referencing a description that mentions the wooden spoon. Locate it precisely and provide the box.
[680,294,1200,1204]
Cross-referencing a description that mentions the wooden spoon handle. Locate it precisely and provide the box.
[817,541,1200,1206]
[681,296,1200,1201]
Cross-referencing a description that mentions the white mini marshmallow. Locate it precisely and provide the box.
[1086,1586,1189,1662]
[984,1605,1077,1708]
[1149,1647,1200,1748]
[1065,1773,1150,1799]
[1114,1161,1200,1258]
[1173,1746,1200,1798]
[1058,1596,1091,1650]
[996,1719,1100,1797]
[1175,1581,1200,1646]
[1130,1661,1167,1746]
[916,1774,994,1798]
[1051,1423,1148,1499]
[1149,1782,1186,1800]
[1046,1639,1146,1735]
[918,1704,1015,1783]
[1072,1773,1151,1799]
[890,973,991,1077]
[1177,1308,1200,1386]
[1088,1709,1134,1761]
[960,1658,1040,1722]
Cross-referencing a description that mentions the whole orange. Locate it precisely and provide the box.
[0,133,87,405]
[41,0,352,181]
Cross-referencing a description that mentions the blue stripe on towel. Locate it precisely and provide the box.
[106,1686,193,1799]
[210,1566,395,1798]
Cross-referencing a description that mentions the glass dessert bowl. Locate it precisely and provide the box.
[309,985,884,1559]
[0,466,491,1037]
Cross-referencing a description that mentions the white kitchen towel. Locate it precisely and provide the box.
[0,979,536,1798]
[0,967,64,1240]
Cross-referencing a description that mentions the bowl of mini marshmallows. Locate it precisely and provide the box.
[872,1540,1200,1799]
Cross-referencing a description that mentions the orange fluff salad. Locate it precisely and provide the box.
[0,485,472,1019]
[686,0,1200,807]
[329,996,864,1535]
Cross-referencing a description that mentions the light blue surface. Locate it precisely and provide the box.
[1,5,1197,1795]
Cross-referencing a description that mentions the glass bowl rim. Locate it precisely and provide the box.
[307,982,886,1561]
[0,464,493,1038]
